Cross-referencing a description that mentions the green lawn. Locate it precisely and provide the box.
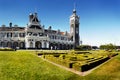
[0,50,120,80]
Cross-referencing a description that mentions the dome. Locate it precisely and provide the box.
[29,13,33,16]
[73,9,76,13]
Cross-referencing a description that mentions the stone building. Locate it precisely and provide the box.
[0,9,80,50]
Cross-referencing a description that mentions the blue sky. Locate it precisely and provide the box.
[0,0,120,46]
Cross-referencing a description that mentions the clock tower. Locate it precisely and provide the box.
[70,8,80,49]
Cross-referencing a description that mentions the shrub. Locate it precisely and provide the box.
[0,47,15,51]
[59,54,66,59]
[53,54,60,57]
[77,56,85,61]
[69,57,77,61]
[73,63,82,71]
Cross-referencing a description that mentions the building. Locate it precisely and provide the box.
[0,9,80,50]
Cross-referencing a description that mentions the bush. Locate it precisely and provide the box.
[59,54,66,59]
[0,47,15,51]
[77,56,86,61]
[45,55,70,68]
[53,54,60,57]
[73,63,82,71]
[69,57,77,61]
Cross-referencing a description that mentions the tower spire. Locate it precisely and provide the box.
[35,7,37,13]
[73,2,76,13]
[74,2,76,10]
[34,8,38,17]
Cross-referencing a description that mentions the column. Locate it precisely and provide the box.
[42,41,44,48]
[25,39,29,49]
[46,41,49,48]
[33,40,35,48]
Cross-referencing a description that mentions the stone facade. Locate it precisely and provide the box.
[0,10,79,50]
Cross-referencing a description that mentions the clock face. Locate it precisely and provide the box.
[75,17,79,21]
[75,19,78,22]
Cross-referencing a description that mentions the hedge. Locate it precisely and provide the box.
[0,48,15,51]
[44,55,70,68]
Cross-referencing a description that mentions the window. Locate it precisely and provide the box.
[33,33,37,36]
[53,35,54,39]
[61,37,64,40]
[49,35,51,39]
[20,33,25,37]
[27,32,32,36]
[55,36,56,39]
[23,33,25,37]
[7,33,9,37]
[2,33,5,37]
[6,33,12,37]
[10,33,12,37]
[14,32,18,37]
[58,36,60,39]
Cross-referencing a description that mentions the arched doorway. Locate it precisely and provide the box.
[49,43,53,50]
[49,43,55,50]
[13,42,18,48]
[52,42,56,50]
[70,45,73,49]
[55,43,58,50]
[59,44,62,50]
[63,44,66,50]
[35,41,41,49]
[44,42,47,48]
[7,42,12,48]
[1,42,5,47]
[19,42,25,49]
[67,45,70,50]
[57,43,60,50]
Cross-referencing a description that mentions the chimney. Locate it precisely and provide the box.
[9,22,12,27]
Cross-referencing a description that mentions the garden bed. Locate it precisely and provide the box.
[41,51,118,72]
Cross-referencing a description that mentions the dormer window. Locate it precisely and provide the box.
[29,25,42,29]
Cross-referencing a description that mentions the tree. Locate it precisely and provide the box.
[99,43,116,50]
[76,45,92,50]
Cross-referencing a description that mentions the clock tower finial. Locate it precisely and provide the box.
[73,2,76,14]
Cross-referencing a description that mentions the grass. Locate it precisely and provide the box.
[0,51,80,80]
[84,55,120,80]
[0,50,120,80]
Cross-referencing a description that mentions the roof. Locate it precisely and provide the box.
[45,29,70,36]
[0,27,25,31]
